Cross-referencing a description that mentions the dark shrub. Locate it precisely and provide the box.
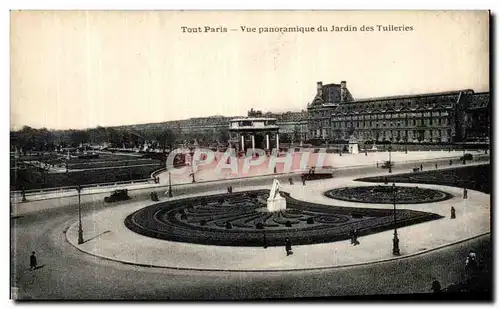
[256,222,264,230]
[285,221,292,227]
[351,213,363,219]
[226,222,232,229]
[200,199,207,206]
[218,198,225,204]
[307,217,314,224]
[180,214,187,220]
[199,220,206,226]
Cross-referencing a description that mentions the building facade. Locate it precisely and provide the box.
[248,109,308,143]
[307,81,490,144]
[228,117,280,152]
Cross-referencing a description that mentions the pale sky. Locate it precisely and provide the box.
[10,10,489,130]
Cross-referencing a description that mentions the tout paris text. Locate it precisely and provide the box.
[180,25,414,34]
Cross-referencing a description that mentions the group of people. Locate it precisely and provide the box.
[262,235,293,256]
[431,250,480,293]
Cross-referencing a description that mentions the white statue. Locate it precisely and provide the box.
[267,178,286,212]
[269,179,283,199]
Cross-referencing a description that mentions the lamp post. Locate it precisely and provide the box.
[388,144,392,173]
[462,133,466,165]
[77,185,84,245]
[168,170,173,197]
[392,182,400,256]
[190,150,196,183]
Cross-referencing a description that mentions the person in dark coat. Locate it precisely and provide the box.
[451,206,456,219]
[288,177,294,185]
[420,164,423,171]
[435,163,438,169]
[431,278,441,293]
[349,227,355,244]
[301,174,306,186]
[263,233,268,249]
[285,238,292,256]
[463,188,468,199]
[30,251,37,270]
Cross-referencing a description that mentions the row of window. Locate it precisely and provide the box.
[336,98,456,113]
[312,129,451,139]
[310,110,451,119]
[331,118,449,128]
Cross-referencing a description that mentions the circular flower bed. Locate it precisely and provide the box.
[324,186,453,204]
[124,189,443,247]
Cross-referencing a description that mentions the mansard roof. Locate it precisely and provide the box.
[342,89,473,104]
[468,92,490,110]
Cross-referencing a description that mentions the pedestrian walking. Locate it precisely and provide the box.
[288,177,294,185]
[431,278,441,293]
[349,227,355,244]
[420,164,423,171]
[463,188,468,199]
[263,233,268,249]
[301,174,306,186]
[285,238,293,256]
[435,163,438,169]
[274,166,277,174]
[353,229,359,245]
[29,251,37,270]
[451,206,456,219]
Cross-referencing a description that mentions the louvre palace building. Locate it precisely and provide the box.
[121,80,489,146]
[307,81,490,144]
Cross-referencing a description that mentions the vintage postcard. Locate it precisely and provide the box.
[9,10,491,300]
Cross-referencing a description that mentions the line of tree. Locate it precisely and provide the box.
[10,125,231,154]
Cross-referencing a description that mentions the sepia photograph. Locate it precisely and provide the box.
[9,10,491,301]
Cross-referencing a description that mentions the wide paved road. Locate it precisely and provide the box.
[11,162,491,300]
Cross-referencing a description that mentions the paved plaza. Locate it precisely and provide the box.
[65,166,490,271]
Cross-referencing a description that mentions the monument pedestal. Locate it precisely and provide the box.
[267,196,286,212]
[348,136,359,154]
[349,142,359,154]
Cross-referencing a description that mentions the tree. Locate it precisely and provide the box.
[217,128,230,143]
[347,126,356,139]
[155,128,176,153]
[69,130,89,147]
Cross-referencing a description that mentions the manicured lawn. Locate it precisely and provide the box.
[356,164,491,194]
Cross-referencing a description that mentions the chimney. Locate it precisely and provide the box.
[340,81,347,102]
[317,81,323,96]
